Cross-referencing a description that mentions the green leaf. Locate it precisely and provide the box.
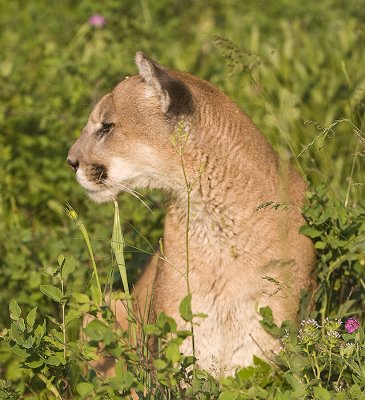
[109,371,135,392]
[45,355,61,366]
[154,359,167,370]
[179,293,193,322]
[14,318,25,332]
[84,320,110,341]
[65,310,80,326]
[57,254,66,268]
[336,202,347,226]
[26,307,37,331]
[76,382,94,396]
[144,324,161,336]
[349,384,362,398]
[10,323,24,345]
[90,280,102,306]
[218,392,237,400]
[259,306,273,321]
[313,386,331,400]
[253,355,270,370]
[11,344,28,358]
[46,315,62,328]
[237,366,255,380]
[61,255,75,280]
[176,329,192,339]
[299,225,322,238]
[72,293,90,303]
[315,241,326,250]
[194,312,208,319]
[22,336,35,349]
[9,299,21,321]
[157,312,177,334]
[51,330,64,346]
[253,385,269,398]
[26,359,43,369]
[285,374,307,394]
[40,285,62,303]
[165,340,181,363]
[259,306,282,336]
[34,324,44,339]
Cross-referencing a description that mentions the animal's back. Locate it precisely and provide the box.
[133,66,315,375]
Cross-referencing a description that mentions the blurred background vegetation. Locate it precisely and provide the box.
[0,0,364,382]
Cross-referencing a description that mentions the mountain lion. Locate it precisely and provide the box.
[68,52,315,376]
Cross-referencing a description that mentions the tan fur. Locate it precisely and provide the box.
[68,52,315,376]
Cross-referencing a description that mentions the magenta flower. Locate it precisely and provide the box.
[344,318,360,334]
[88,14,106,27]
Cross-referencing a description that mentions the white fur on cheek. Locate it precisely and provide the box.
[109,146,158,183]
[108,157,144,182]
[76,168,95,191]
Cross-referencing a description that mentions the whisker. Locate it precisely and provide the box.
[125,224,156,253]
[102,178,155,213]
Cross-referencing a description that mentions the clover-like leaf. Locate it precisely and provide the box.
[26,307,37,331]
[179,293,193,322]
[9,299,21,321]
[40,285,62,303]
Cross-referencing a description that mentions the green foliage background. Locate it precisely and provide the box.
[0,0,364,397]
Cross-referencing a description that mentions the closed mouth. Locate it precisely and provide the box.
[86,187,105,193]
[85,186,119,203]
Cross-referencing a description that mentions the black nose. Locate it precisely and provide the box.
[67,158,79,172]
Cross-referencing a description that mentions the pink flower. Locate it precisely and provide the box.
[344,318,360,334]
[88,14,106,27]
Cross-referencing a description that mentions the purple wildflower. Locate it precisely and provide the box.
[344,318,360,334]
[89,14,106,27]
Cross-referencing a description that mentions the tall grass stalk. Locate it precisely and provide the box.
[111,200,131,307]
[111,199,136,342]
[171,120,196,367]
[344,117,364,207]
[37,374,62,399]
[64,204,102,306]
[344,141,359,208]
[60,276,66,361]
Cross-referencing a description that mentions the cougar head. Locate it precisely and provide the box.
[67,52,195,203]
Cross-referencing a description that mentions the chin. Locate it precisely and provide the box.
[86,188,118,203]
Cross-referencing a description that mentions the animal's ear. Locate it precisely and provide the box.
[135,51,194,115]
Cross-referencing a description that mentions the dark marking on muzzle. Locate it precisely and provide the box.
[91,164,108,183]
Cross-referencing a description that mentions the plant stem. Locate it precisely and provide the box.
[305,345,317,378]
[336,364,346,388]
[112,201,131,303]
[37,374,62,399]
[344,140,359,208]
[178,143,196,370]
[312,351,321,380]
[327,346,332,386]
[79,223,103,306]
[60,278,66,362]
[111,200,136,343]
[64,205,103,306]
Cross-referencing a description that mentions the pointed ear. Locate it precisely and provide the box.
[135,51,194,115]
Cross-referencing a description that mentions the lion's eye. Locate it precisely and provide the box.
[97,122,114,137]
